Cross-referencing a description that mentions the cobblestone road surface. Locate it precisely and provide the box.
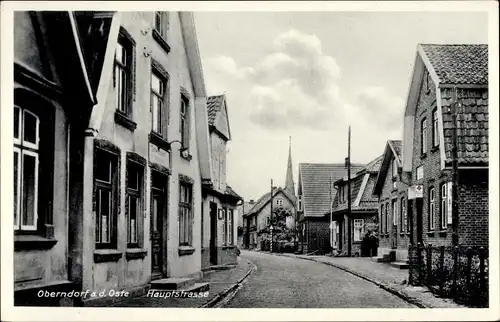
[225,250,415,308]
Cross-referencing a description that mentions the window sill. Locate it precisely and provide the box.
[149,132,170,151]
[14,235,58,251]
[125,248,147,260]
[115,111,137,131]
[437,229,447,236]
[400,232,407,236]
[420,153,428,160]
[152,29,171,54]
[180,150,192,161]
[94,249,122,263]
[178,246,195,256]
[430,146,439,153]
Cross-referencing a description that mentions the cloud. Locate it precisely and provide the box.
[352,86,405,130]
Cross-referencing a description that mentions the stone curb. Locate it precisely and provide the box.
[273,252,428,308]
[199,258,256,308]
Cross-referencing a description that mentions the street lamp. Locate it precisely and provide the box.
[166,139,189,153]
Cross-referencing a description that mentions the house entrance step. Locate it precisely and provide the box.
[389,261,409,269]
[150,277,195,290]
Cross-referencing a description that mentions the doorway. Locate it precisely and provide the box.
[151,172,167,280]
[209,202,218,265]
[416,198,423,244]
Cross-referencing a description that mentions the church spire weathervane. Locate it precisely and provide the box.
[285,136,295,195]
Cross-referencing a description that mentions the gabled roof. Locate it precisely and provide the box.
[420,44,488,85]
[225,185,242,201]
[402,44,489,171]
[299,163,364,217]
[373,140,403,196]
[207,94,231,141]
[247,187,296,216]
[332,156,382,214]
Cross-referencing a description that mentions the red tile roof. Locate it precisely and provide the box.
[420,44,488,85]
[299,163,364,217]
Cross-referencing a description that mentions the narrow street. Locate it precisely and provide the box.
[224,250,415,308]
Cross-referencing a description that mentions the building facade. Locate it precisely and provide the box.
[297,163,364,254]
[372,140,410,262]
[402,44,489,248]
[13,11,96,306]
[201,95,241,269]
[12,11,214,306]
[330,156,382,257]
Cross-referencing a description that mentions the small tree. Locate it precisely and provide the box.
[270,207,294,243]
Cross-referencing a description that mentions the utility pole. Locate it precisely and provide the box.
[347,126,352,257]
[270,178,274,252]
[329,174,333,255]
[451,88,459,247]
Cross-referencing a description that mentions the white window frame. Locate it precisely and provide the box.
[21,109,40,150]
[227,209,233,245]
[298,195,302,211]
[429,187,435,231]
[433,110,439,147]
[19,149,39,231]
[441,184,447,229]
[151,71,165,135]
[353,219,364,242]
[421,118,428,154]
[392,199,398,226]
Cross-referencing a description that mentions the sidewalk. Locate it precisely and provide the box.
[276,253,466,308]
[110,256,253,308]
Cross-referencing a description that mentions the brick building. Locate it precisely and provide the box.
[402,44,489,248]
[297,163,363,254]
[201,94,242,269]
[372,140,410,262]
[330,156,382,257]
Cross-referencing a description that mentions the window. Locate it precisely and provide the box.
[425,71,431,92]
[154,12,168,39]
[227,209,234,245]
[429,187,435,231]
[179,182,193,246]
[222,209,227,245]
[401,197,407,233]
[151,71,166,135]
[380,204,384,235]
[180,94,190,149]
[440,183,447,229]
[421,118,428,154]
[276,199,283,207]
[14,107,39,231]
[353,219,364,242]
[114,32,134,116]
[433,109,439,147]
[95,148,118,249]
[266,216,270,226]
[298,195,302,211]
[392,199,398,226]
[416,165,424,180]
[385,202,389,234]
[392,158,398,178]
[126,161,143,248]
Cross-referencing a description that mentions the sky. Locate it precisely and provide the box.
[194,11,488,201]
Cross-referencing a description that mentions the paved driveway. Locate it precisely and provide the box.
[225,250,415,308]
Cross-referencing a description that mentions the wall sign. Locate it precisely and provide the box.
[408,185,423,199]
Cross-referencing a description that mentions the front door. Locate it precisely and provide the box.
[151,172,167,280]
[416,198,423,244]
[209,202,218,265]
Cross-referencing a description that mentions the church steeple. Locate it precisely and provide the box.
[285,136,295,195]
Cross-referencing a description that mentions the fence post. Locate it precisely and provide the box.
[479,247,486,305]
[426,244,432,286]
[439,246,445,296]
[466,247,472,292]
[452,246,459,298]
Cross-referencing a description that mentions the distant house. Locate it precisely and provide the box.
[297,163,364,254]
[330,156,382,257]
[372,140,410,262]
[201,94,242,269]
[237,200,255,248]
[402,44,488,248]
